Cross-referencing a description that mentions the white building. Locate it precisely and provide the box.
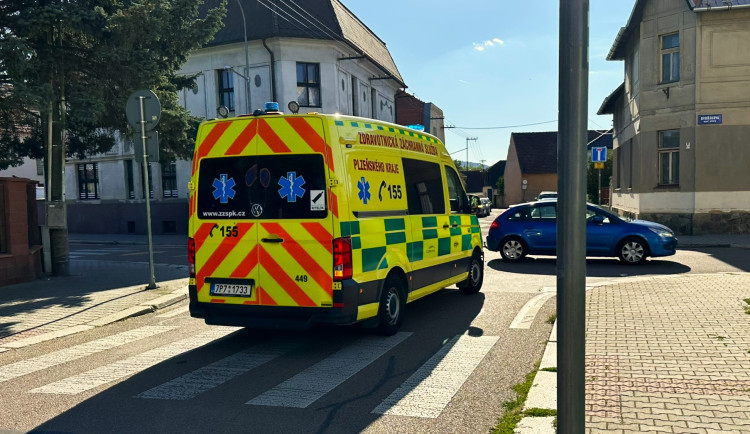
[55,0,407,234]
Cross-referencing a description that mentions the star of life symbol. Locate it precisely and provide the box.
[278,171,306,202]
[212,174,236,204]
[357,176,371,204]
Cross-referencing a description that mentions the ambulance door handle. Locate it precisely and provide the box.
[443,224,450,229]
[261,237,284,243]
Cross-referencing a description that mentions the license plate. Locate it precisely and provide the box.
[210,283,253,297]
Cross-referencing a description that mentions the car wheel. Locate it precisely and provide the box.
[501,236,527,262]
[617,237,648,265]
[457,251,484,295]
[376,276,405,336]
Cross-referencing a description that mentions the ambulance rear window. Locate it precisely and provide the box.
[197,154,328,220]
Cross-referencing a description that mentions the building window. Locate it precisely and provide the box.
[660,33,679,84]
[126,160,135,199]
[77,163,99,200]
[296,62,321,107]
[217,69,235,111]
[658,130,679,185]
[162,162,178,198]
[141,163,154,199]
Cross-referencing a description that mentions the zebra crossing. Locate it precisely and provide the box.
[0,324,498,419]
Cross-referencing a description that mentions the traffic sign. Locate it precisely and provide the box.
[126,89,161,131]
[133,131,160,163]
[592,146,607,163]
[594,162,604,169]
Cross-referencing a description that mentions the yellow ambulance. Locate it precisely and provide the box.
[187,104,484,335]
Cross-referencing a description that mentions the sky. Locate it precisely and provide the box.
[343,0,636,167]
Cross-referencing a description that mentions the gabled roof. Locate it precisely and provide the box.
[608,0,750,60]
[511,131,613,175]
[203,0,405,87]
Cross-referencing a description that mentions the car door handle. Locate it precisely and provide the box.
[443,224,450,229]
[261,237,284,243]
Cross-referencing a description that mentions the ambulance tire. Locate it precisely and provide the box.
[376,275,405,336]
[457,250,484,295]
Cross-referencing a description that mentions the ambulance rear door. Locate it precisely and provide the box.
[194,116,335,309]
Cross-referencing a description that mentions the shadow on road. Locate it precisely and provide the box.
[487,256,691,277]
[679,246,750,272]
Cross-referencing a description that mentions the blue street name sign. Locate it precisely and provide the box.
[698,114,722,125]
[592,146,607,163]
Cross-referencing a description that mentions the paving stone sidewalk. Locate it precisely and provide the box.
[0,259,188,352]
[518,272,750,433]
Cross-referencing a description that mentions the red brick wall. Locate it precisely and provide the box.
[0,178,43,286]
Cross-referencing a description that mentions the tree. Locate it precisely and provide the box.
[0,0,225,275]
[587,155,612,204]
[0,0,227,169]
[495,176,505,196]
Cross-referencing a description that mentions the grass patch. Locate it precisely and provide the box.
[491,363,539,434]
[546,313,557,324]
[523,408,558,417]
[541,367,557,372]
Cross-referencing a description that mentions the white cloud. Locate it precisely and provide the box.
[473,37,505,52]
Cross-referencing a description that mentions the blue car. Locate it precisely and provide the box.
[486,200,677,264]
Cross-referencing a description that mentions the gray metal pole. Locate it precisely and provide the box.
[236,0,251,113]
[139,96,157,290]
[558,0,589,432]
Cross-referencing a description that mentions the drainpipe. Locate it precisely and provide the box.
[262,38,277,103]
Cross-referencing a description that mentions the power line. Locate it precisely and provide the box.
[450,120,558,130]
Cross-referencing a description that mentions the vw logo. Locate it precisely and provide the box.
[251,203,263,217]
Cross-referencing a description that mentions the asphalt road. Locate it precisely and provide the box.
[1,212,746,433]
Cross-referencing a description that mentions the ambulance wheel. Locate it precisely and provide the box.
[376,276,405,336]
[457,251,484,295]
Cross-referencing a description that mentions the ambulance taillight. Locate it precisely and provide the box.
[188,237,196,278]
[333,237,353,281]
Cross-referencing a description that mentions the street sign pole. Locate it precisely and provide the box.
[126,89,161,290]
[139,96,156,290]
[558,0,588,432]
[598,167,601,205]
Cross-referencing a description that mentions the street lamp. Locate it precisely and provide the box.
[224,65,250,114]
[234,0,251,113]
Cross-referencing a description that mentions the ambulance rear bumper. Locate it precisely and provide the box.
[188,279,361,329]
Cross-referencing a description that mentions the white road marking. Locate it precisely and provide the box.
[509,292,556,329]
[0,326,176,383]
[373,334,498,418]
[30,327,239,395]
[136,342,294,400]
[247,332,411,408]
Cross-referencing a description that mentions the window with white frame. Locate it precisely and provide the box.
[658,130,679,186]
[296,62,320,107]
[660,33,679,84]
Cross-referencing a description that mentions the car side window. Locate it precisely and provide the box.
[445,165,469,213]
[403,158,446,215]
[586,209,611,224]
[506,209,526,221]
[530,204,556,219]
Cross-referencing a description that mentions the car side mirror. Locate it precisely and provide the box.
[591,214,605,225]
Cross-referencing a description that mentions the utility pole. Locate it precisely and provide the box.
[44,23,70,276]
[558,0,589,432]
[465,137,477,169]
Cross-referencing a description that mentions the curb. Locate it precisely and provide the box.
[516,321,557,434]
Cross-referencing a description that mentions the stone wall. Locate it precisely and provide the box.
[616,209,750,236]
